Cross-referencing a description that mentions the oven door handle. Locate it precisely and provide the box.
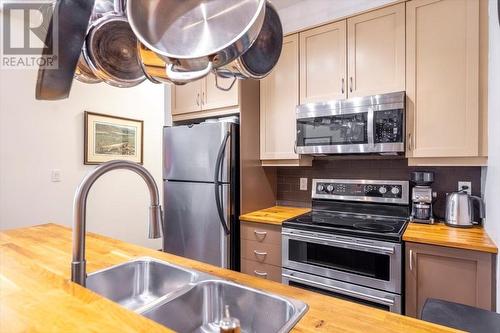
[282,232,395,255]
[282,273,395,306]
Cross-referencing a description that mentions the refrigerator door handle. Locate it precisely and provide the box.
[214,130,231,235]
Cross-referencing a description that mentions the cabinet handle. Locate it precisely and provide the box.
[254,230,267,239]
[254,270,268,278]
[253,250,267,257]
[407,133,412,151]
[202,91,205,104]
[196,93,200,106]
[341,78,345,94]
[409,249,413,271]
[349,77,353,93]
[294,140,298,154]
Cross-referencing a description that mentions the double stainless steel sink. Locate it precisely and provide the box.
[86,257,308,333]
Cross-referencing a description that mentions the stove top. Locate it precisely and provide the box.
[284,210,409,242]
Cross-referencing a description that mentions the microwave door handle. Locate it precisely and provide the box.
[214,131,231,235]
[282,232,395,255]
[282,273,395,306]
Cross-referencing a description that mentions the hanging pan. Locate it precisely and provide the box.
[127,0,266,84]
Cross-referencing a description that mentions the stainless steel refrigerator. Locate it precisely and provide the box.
[163,120,239,270]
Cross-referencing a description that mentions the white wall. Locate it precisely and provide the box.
[0,69,165,249]
[277,0,396,34]
[484,0,500,310]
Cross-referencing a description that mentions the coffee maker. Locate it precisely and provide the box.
[410,171,436,224]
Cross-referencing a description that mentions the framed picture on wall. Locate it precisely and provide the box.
[84,112,144,165]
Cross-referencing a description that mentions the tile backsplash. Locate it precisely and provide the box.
[277,158,482,219]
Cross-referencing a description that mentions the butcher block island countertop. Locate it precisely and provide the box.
[0,223,461,333]
[239,206,311,225]
[403,222,498,254]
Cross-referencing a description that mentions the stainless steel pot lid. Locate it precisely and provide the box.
[85,16,145,87]
[127,0,266,59]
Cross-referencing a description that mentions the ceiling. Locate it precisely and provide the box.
[271,0,304,9]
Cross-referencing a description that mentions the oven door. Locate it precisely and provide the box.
[282,228,402,293]
[282,269,402,314]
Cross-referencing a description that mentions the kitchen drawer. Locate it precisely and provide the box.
[241,239,281,266]
[241,259,282,283]
[240,222,281,246]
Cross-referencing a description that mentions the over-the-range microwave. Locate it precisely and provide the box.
[296,91,405,155]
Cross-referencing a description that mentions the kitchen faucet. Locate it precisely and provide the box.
[71,160,163,286]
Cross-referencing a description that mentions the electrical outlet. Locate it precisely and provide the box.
[51,169,61,182]
[458,181,471,195]
[300,178,308,191]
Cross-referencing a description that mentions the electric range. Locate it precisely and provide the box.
[282,179,410,314]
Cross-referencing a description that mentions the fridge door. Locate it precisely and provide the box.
[163,181,231,268]
[163,122,234,183]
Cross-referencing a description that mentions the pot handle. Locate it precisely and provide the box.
[166,62,213,84]
[215,74,237,92]
[470,195,485,224]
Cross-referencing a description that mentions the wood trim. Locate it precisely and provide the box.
[407,156,487,166]
[172,107,239,122]
[261,157,312,167]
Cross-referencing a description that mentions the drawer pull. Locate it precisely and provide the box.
[253,250,267,257]
[254,230,267,239]
[254,270,268,278]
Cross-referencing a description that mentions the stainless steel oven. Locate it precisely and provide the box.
[296,91,405,155]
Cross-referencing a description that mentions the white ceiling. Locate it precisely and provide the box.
[271,0,304,10]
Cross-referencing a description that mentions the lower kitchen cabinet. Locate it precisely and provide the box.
[405,242,495,318]
[240,221,282,282]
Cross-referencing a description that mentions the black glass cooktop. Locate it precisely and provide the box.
[283,210,409,242]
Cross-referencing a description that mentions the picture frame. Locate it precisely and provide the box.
[84,111,144,165]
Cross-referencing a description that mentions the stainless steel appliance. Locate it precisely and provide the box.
[296,91,405,155]
[445,190,485,228]
[282,179,410,314]
[410,171,436,224]
[163,120,239,269]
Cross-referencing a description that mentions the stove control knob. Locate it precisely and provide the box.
[391,187,400,195]
[379,186,387,194]
[326,185,335,193]
[317,184,325,192]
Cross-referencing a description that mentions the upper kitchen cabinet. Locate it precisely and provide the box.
[406,0,486,163]
[260,34,311,166]
[347,3,405,97]
[299,21,347,104]
[171,73,239,122]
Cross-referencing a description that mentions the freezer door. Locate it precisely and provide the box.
[163,122,234,182]
[163,181,231,268]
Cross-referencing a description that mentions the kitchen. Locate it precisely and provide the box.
[0,0,499,332]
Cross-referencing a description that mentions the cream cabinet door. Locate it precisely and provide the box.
[203,73,239,110]
[406,0,479,157]
[347,3,405,97]
[299,21,347,104]
[260,34,300,160]
[171,81,202,115]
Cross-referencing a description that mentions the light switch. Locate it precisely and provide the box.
[300,178,308,191]
[51,169,61,182]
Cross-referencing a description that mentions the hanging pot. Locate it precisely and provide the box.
[127,0,266,84]
[74,0,114,84]
[83,13,145,87]
[215,1,283,82]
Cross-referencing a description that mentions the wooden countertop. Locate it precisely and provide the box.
[403,222,498,254]
[239,206,311,225]
[0,223,461,333]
